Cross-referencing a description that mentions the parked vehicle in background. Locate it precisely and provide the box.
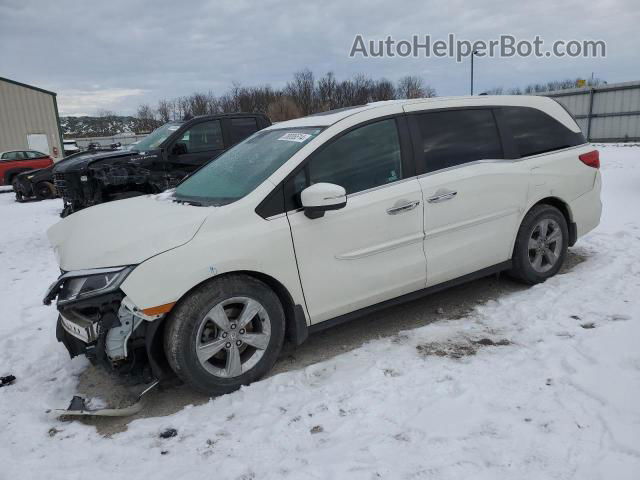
[44,96,601,396]
[1,150,53,188]
[63,140,80,156]
[13,166,56,201]
[12,149,115,202]
[53,113,271,216]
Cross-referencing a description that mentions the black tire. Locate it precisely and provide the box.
[164,274,285,395]
[35,181,56,200]
[510,204,568,284]
[12,179,24,202]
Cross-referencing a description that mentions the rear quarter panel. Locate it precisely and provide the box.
[513,144,601,248]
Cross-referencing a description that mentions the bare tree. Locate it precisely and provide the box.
[371,79,396,101]
[286,69,315,115]
[188,92,211,116]
[136,104,159,132]
[267,96,302,122]
[156,99,172,123]
[396,76,436,99]
[317,72,338,111]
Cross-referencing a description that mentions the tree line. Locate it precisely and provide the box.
[483,77,605,95]
[135,69,436,131]
[64,73,606,136]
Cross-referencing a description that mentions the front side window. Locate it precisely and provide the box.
[306,119,402,195]
[174,127,322,206]
[230,118,259,144]
[501,106,585,157]
[414,109,503,173]
[176,120,224,154]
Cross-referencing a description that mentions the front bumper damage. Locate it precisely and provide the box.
[53,293,172,382]
[46,285,174,416]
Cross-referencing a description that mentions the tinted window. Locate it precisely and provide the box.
[414,109,503,173]
[306,119,402,195]
[501,106,585,157]
[230,118,259,144]
[177,120,223,154]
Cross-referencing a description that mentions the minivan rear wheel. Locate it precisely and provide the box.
[164,275,285,395]
[510,204,568,284]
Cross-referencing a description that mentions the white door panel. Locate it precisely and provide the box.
[288,179,426,323]
[419,162,529,286]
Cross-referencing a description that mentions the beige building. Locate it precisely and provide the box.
[0,76,63,161]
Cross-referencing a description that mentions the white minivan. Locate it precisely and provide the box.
[44,96,602,395]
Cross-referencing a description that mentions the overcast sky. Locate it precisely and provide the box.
[1,0,637,116]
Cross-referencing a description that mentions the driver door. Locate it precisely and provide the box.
[166,120,226,175]
[286,118,426,324]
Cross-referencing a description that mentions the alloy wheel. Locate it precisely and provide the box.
[195,296,271,378]
[528,218,563,273]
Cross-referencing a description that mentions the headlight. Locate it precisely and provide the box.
[44,266,134,305]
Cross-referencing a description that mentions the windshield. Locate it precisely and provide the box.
[174,127,322,206]
[133,122,183,151]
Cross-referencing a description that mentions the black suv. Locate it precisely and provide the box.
[53,113,271,216]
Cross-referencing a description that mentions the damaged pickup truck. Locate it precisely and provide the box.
[53,113,271,217]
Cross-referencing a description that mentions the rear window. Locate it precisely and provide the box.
[500,106,585,157]
[413,109,503,173]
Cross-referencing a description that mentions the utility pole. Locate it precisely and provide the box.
[470,50,478,95]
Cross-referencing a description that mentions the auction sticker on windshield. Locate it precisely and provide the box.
[278,132,313,143]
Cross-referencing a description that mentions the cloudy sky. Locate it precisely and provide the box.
[0,0,637,116]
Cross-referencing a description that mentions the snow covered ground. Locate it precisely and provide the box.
[1,145,639,479]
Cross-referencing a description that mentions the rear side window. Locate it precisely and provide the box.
[500,106,585,157]
[26,151,46,158]
[230,118,259,144]
[413,109,503,173]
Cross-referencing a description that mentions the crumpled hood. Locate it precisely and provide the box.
[47,194,208,271]
[53,149,145,173]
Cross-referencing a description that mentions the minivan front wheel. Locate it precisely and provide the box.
[164,275,285,395]
[511,204,568,284]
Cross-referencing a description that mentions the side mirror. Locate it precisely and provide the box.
[300,183,347,219]
[172,143,188,155]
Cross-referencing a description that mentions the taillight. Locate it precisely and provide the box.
[579,150,600,169]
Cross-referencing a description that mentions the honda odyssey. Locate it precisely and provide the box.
[44,96,602,395]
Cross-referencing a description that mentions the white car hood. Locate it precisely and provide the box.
[48,195,209,271]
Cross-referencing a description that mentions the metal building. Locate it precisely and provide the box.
[0,76,63,160]
[540,80,640,142]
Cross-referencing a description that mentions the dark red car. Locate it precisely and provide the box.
[0,150,54,187]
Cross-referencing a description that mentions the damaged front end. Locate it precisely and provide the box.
[44,267,172,384]
[54,155,174,217]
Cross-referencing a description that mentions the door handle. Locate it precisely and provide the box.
[427,190,457,203]
[386,200,420,215]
